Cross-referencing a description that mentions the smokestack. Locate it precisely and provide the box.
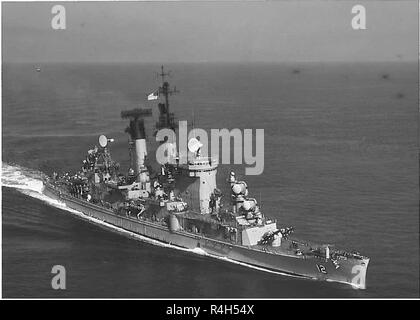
[130,119,147,172]
[121,109,152,180]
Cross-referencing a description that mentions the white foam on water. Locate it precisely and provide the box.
[1,162,311,281]
[1,163,44,194]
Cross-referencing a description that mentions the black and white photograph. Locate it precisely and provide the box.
[1,0,419,303]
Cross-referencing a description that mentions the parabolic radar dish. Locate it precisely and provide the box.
[99,135,108,148]
[188,137,203,153]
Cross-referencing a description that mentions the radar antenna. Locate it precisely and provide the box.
[158,65,171,84]
[155,65,179,130]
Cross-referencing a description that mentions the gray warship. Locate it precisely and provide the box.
[43,66,370,289]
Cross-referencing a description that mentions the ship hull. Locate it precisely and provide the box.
[43,183,369,289]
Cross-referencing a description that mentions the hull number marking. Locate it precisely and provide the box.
[317,264,327,274]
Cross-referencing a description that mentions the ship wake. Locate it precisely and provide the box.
[2,162,307,281]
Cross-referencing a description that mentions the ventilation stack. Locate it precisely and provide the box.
[121,109,152,189]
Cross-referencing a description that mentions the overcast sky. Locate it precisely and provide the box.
[2,1,418,63]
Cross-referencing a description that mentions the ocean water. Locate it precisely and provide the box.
[2,62,418,298]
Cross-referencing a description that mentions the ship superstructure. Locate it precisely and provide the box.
[43,66,370,289]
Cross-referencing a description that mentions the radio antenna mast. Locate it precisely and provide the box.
[157,66,179,130]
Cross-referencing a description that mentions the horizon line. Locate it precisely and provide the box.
[2,59,417,65]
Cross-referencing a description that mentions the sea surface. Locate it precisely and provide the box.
[2,62,418,298]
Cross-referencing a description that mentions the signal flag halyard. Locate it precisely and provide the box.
[147,90,159,101]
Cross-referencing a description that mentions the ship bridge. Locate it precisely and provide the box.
[172,155,219,215]
[178,156,218,176]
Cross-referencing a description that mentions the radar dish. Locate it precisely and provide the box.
[188,138,203,153]
[99,135,108,148]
